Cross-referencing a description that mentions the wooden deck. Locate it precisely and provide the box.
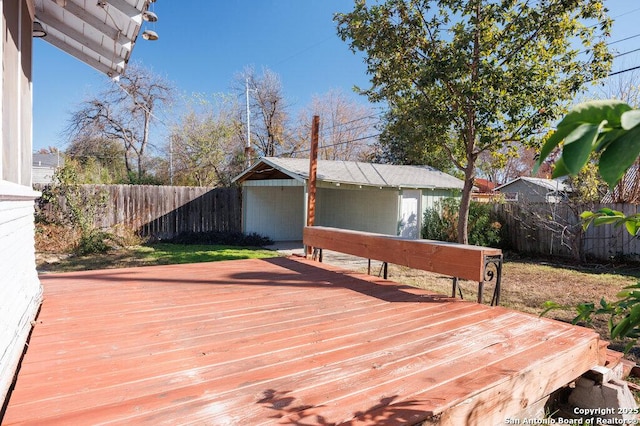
[2,256,603,425]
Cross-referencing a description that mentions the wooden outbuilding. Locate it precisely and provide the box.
[233,157,464,242]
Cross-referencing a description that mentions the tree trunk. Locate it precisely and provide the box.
[457,164,475,244]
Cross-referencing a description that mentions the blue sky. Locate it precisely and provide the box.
[32,1,640,152]
[32,1,371,152]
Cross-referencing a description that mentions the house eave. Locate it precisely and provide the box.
[33,0,152,79]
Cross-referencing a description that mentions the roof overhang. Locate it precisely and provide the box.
[232,158,306,184]
[33,0,153,79]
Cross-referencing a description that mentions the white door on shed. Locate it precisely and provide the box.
[399,190,420,239]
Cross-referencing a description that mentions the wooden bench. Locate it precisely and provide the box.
[303,226,503,305]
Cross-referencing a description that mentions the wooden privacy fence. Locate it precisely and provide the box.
[35,184,242,240]
[493,202,640,262]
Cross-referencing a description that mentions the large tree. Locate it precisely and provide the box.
[169,94,244,187]
[290,89,379,161]
[237,67,290,159]
[66,64,173,183]
[336,0,612,243]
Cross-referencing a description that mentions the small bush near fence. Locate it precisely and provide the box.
[163,231,273,247]
[422,198,503,247]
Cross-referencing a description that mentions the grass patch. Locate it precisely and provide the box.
[133,244,278,264]
[37,243,279,273]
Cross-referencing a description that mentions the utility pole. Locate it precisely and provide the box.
[169,136,173,185]
[244,78,252,168]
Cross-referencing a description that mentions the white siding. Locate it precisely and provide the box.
[315,187,398,235]
[0,189,42,401]
[243,186,305,241]
[1,1,42,404]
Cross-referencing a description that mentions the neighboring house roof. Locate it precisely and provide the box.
[34,0,154,78]
[32,153,63,168]
[494,177,571,193]
[234,157,465,190]
[473,178,497,193]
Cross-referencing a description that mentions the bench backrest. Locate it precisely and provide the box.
[303,226,502,282]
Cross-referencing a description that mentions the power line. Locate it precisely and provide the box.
[614,47,640,58]
[319,120,380,138]
[607,32,640,47]
[288,133,381,156]
[608,65,640,77]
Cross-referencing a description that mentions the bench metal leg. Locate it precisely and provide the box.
[312,248,323,262]
[452,277,463,299]
[484,254,503,306]
[376,262,388,279]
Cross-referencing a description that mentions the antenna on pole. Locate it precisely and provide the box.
[244,78,252,168]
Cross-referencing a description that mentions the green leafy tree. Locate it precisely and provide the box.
[336,0,612,243]
[169,93,244,187]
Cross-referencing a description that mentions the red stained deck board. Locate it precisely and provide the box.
[2,256,601,425]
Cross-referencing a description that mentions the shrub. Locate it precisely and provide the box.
[422,198,502,247]
[37,162,119,255]
[164,231,273,247]
[75,230,122,256]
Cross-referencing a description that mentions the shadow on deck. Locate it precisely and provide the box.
[2,257,603,425]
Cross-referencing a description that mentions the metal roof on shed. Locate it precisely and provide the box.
[234,157,464,190]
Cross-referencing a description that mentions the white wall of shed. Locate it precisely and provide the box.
[315,187,398,235]
[242,185,305,241]
[422,189,458,211]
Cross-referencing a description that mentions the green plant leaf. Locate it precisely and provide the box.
[611,317,631,339]
[593,216,623,226]
[551,157,571,179]
[599,124,640,187]
[537,126,579,172]
[625,220,638,236]
[621,110,640,130]
[562,123,601,175]
[540,301,564,317]
[579,211,595,219]
[595,128,626,152]
[596,208,620,216]
[555,100,631,128]
[628,303,640,324]
[536,101,631,171]
[617,290,632,298]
